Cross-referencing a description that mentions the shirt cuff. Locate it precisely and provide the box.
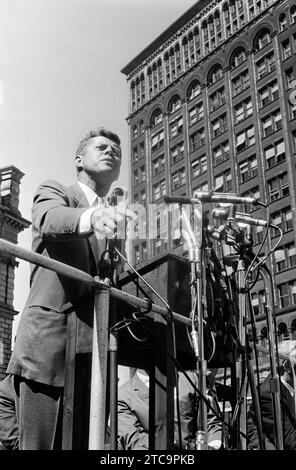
[79,207,98,233]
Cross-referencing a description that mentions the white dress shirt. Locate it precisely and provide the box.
[78,181,106,233]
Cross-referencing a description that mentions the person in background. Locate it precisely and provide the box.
[0,375,18,450]
[117,367,225,450]
[247,339,296,450]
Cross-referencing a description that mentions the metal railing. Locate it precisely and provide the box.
[0,238,191,449]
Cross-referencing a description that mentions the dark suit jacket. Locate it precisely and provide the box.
[7,180,107,387]
[247,375,296,450]
[0,375,19,450]
[117,371,223,450]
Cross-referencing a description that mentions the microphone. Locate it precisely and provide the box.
[212,208,269,227]
[164,192,258,205]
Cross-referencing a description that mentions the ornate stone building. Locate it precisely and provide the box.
[0,166,30,379]
[121,0,296,371]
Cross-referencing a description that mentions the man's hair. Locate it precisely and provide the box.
[76,127,121,157]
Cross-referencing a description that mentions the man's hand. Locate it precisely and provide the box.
[90,205,136,240]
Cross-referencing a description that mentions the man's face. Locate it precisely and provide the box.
[76,135,121,181]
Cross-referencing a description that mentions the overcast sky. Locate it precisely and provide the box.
[0,0,197,382]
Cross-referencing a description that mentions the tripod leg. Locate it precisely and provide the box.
[247,356,266,450]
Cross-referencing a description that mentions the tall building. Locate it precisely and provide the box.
[121,0,296,364]
[0,166,30,379]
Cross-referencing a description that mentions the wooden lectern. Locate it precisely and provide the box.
[116,253,194,450]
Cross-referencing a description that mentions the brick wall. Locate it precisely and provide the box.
[0,309,13,380]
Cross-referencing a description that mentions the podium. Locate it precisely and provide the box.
[117,252,194,370]
[117,252,193,449]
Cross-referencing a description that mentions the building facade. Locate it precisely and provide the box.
[0,166,30,380]
[121,0,296,365]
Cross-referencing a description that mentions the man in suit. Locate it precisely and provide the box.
[247,340,296,450]
[2,127,134,450]
[117,368,225,450]
[0,375,19,450]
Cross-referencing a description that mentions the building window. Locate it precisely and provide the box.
[264,139,285,168]
[279,13,288,32]
[278,281,296,308]
[278,323,289,342]
[195,181,209,192]
[275,243,296,272]
[152,154,165,176]
[211,113,227,138]
[168,95,181,114]
[254,225,264,244]
[285,68,296,89]
[132,124,138,139]
[188,102,204,125]
[171,141,185,165]
[251,293,259,316]
[152,179,166,201]
[271,206,293,237]
[282,39,292,61]
[239,155,258,183]
[172,167,186,190]
[234,97,253,123]
[208,64,223,85]
[213,141,230,166]
[261,326,268,347]
[151,109,163,127]
[232,69,250,96]
[254,29,271,51]
[187,80,201,100]
[262,109,282,137]
[230,46,247,68]
[258,80,278,107]
[236,125,255,152]
[192,155,207,178]
[139,142,145,160]
[291,5,296,24]
[189,128,205,151]
[274,247,286,272]
[214,169,232,191]
[268,172,289,202]
[256,52,275,80]
[132,146,139,163]
[133,169,139,186]
[290,100,296,120]
[139,120,144,134]
[141,242,148,262]
[169,116,183,138]
[131,82,136,111]
[293,130,296,152]
[151,129,164,151]
[241,186,260,212]
[209,87,225,111]
[134,245,140,264]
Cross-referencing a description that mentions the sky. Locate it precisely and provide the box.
[0,0,198,383]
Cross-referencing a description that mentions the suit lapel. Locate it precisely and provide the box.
[132,374,149,403]
[281,383,296,424]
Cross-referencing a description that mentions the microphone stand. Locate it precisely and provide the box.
[259,263,284,450]
[219,208,249,449]
[181,204,208,450]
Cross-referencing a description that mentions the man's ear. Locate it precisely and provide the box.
[283,360,292,373]
[75,154,83,170]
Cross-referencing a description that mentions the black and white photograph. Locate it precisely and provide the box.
[0,0,296,457]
